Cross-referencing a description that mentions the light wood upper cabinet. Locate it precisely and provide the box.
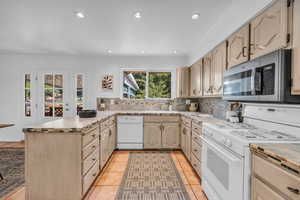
[211,42,227,96]
[162,122,180,148]
[250,0,289,59]
[190,59,203,97]
[292,0,300,95]
[144,123,162,149]
[227,24,250,68]
[203,53,213,96]
[176,67,190,97]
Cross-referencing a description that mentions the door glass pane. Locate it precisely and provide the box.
[54,89,63,103]
[76,74,84,114]
[45,103,53,117]
[77,74,83,89]
[45,89,53,103]
[45,74,53,89]
[54,104,63,117]
[24,74,31,117]
[25,74,31,89]
[55,75,63,89]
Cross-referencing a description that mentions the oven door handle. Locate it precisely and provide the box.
[201,136,242,163]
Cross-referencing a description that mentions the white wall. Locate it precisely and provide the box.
[188,0,274,65]
[0,53,188,141]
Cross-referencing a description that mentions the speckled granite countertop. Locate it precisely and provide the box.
[251,143,300,173]
[23,111,219,133]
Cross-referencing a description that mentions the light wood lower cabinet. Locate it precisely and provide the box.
[144,122,162,149]
[162,122,180,149]
[250,0,289,59]
[252,153,300,200]
[181,122,192,161]
[25,125,100,200]
[252,176,285,200]
[144,122,180,149]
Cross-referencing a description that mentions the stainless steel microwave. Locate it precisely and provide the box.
[223,49,300,103]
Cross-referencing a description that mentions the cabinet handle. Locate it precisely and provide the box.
[92,158,96,161]
[93,173,97,177]
[92,134,96,138]
[92,145,96,149]
[109,130,112,136]
[194,149,198,152]
[242,47,247,57]
[287,187,300,195]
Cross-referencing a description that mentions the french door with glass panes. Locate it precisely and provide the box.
[35,73,85,122]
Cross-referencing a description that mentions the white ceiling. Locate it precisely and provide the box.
[0,0,232,56]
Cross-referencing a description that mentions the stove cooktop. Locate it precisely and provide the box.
[230,129,298,141]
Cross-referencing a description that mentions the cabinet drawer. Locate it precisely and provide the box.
[83,149,99,175]
[192,140,202,161]
[100,117,115,129]
[83,163,99,195]
[191,154,201,177]
[83,127,99,147]
[144,115,179,123]
[252,176,285,200]
[192,132,202,146]
[182,116,192,127]
[253,154,300,200]
[83,138,99,160]
[192,122,202,135]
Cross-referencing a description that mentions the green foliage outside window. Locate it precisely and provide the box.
[132,73,146,99]
[148,72,171,98]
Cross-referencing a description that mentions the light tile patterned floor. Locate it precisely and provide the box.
[3,151,208,200]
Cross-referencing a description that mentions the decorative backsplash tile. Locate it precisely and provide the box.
[97,98,189,111]
[198,97,229,120]
[97,97,229,120]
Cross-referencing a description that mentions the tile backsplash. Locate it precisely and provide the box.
[97,98,189,111]
[97,97,229,120]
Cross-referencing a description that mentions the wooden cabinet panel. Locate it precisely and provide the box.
[252,176,285,200]
[176,67,190,97]
[250,0,289,59]
[203,54,213,96]
[144,123,162,149]
[292,0,300,95]
[100,128,109,168]
[227,24,250,68]
[211,42,227,96]
[181,125,191,161]
[190,59,203,97]
[162,122,180,148]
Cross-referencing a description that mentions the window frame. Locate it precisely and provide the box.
[120,68,175,100]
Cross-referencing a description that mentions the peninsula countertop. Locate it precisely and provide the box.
[251,143,300,173]
[23,111,220,133]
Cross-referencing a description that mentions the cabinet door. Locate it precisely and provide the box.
[181,67,190,97]
[227,25,250,68]
[250,0,288,59]
[185,126,191,161]
[252,176,285,200]
[180,126,186,154]
[190,59,203,97]
[100,129,109,168]
[181,125,191,160]
[144,123,162,149]
[292,0,300,95]
[176,67,183,98]
[203,54,212,96]
[211,42,227,96]
[162,122,180,149]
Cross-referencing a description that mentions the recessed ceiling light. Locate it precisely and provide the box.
[75,11,85,19]
[134,12,142,19]
[107,49,112,54]
[141,50,145,54]
[173,50,178,54]
[192,13,200,20]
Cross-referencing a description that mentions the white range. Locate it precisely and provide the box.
[201,103,300,200]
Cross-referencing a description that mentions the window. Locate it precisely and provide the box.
[122,70,172,99]
[148,72,171,98]
[76,74,84,114]
[44,74,64,117]
[24,74,31,117]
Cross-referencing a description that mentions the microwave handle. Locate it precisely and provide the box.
[254,69,262,94]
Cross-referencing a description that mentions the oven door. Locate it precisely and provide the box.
[201,137,244,200]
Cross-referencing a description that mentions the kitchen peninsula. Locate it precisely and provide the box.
[23,111,216,200]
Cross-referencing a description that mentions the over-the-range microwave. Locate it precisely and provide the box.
[223,49,300,103]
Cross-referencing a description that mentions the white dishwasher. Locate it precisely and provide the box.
[117,115,144,149]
